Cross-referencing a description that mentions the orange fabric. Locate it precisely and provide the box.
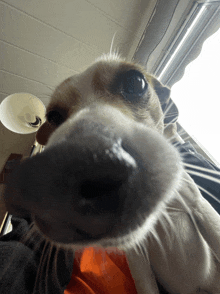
[64,247,137,294]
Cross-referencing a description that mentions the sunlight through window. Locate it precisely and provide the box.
[171,28,220,165]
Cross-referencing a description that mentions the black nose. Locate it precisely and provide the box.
[79,178,124,212]
[5,119,137,220]
[44,120,137,215]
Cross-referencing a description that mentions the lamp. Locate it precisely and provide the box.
[0,93,46,134]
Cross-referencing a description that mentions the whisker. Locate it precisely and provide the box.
[149,227,168,261]
[53,245,60,280]
[196,184,220,205]
[19,223,35,245]
[186,169,220,185]
[174,186,207,258]
[110,32,117,56]
[165,129,184,144]
[137,242,148,261]
[44,85,56,91]
[160,209,176,242]
[44,243,54,294]
[179,134,191,142]
[156,100,176,128]
[162,102,176,123]
[177,132,192,142]
[184,163,220,176]
[33,240,49,294]
[181,174,220,207]
[22,224,46,256]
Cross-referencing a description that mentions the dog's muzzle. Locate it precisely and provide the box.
[4,104,182,246]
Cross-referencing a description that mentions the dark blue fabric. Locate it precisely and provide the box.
[177,141,220,214]
[0,217,73,294]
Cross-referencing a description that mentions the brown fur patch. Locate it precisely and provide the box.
[91,69,106,93]
[49,78,81,116]
[37,59,167,145]
[36,122,57,146]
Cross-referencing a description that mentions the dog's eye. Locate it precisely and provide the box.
[120,70,148,99]
[47,110,65,126]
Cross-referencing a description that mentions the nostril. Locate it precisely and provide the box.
[80,178,122,199]
[78,178,124,214]
[75,228,94,240]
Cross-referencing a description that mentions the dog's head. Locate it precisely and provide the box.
[4,55,182,249]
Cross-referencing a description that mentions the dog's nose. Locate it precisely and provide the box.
[45,119,137,215]
[4,116,138,242]
[37,120,137,241]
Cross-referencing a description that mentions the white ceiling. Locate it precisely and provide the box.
[0,0,157,106]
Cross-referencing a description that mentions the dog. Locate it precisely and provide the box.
[3,54,220,293]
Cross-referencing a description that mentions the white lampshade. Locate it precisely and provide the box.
[0,93,46,134]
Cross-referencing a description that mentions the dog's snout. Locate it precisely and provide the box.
[49,126,137,215]
[4,103,182,246]
[4,116,138,243]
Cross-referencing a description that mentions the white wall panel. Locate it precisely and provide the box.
[0,3,101,70]
[0,70,51,105]
[1,1,133,55]
[0,41,76,88]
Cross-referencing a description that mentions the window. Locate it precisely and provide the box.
[171,27,220,166]
[149,1,220,167]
